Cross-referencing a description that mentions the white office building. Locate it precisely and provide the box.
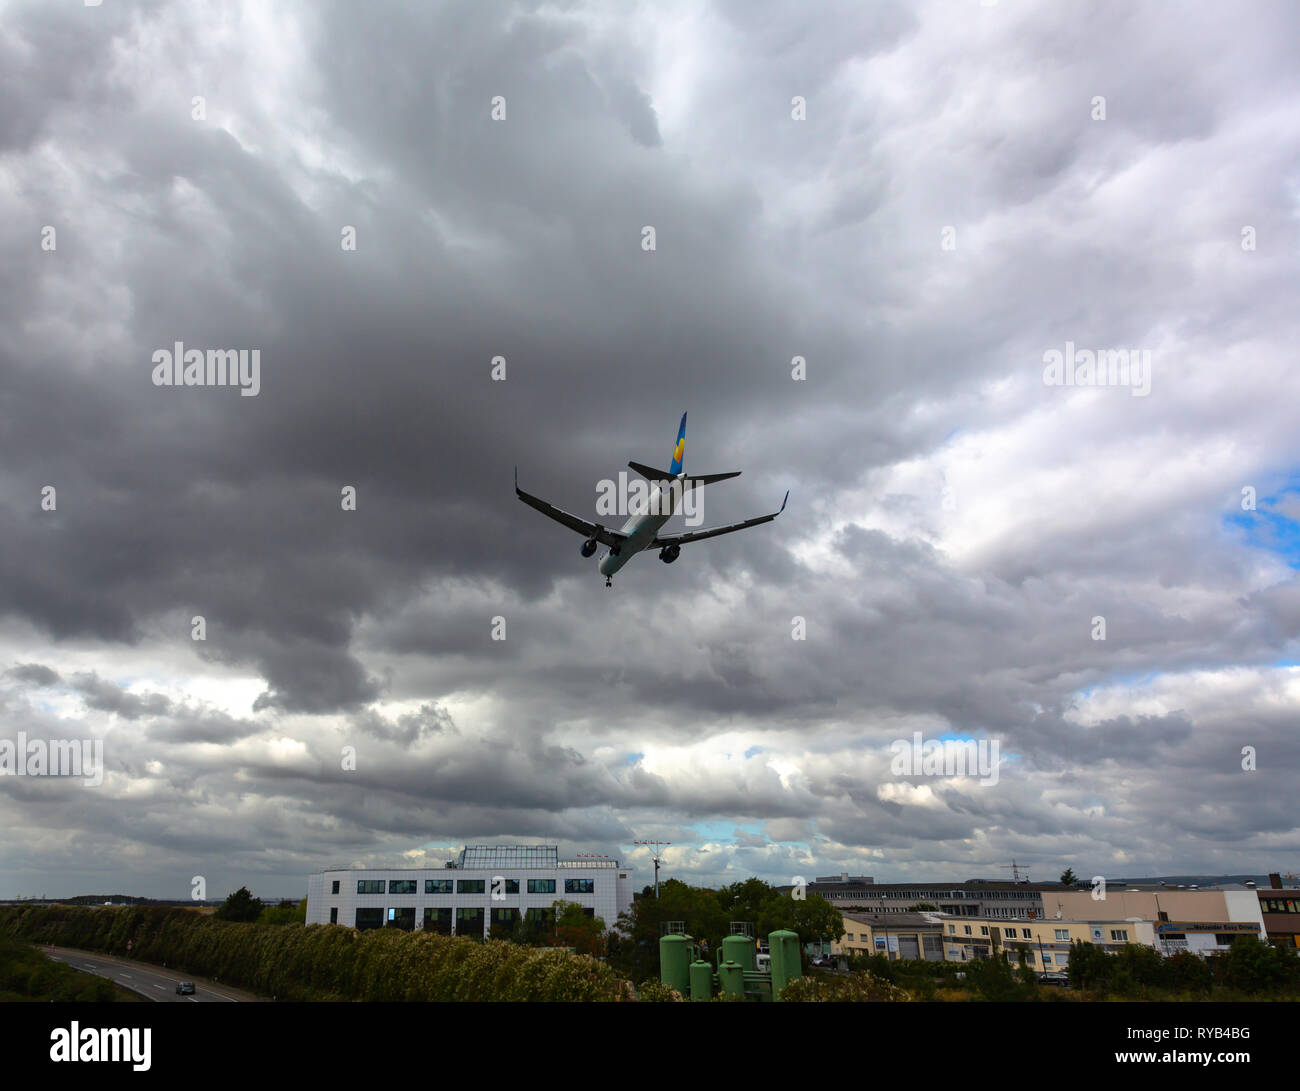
[305,845,635,938]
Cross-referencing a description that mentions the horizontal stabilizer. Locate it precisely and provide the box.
[628,460,676,483]
[683,471,741,488]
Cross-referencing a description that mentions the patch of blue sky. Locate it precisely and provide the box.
[1225,478,1300,568]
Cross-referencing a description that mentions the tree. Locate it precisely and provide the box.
[550,900,607,957]
[257,897,306,926]
[214,886,263,923]
[1059,868,1077,887]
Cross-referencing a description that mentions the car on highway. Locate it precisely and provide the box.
[176,981,195,995]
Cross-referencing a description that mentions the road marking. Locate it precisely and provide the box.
[187,996,198,1003]
[120,972,132,978]
[153,984,165,990]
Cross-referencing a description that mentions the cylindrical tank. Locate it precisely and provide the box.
[768,929,802,1000]
[718,960,745,999]
[660,934,692,994]
[689,959,712,1001]
[720,933,756,972]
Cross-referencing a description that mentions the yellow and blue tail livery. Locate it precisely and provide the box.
[669,411,687,474]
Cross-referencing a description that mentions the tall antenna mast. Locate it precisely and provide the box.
[1001,859,1031,884]
[633,841,671,898]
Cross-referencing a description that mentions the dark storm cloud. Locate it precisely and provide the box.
[7,663,60,686]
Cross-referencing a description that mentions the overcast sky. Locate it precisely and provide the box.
[2,0,1298,901]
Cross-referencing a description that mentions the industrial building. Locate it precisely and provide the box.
[1257,873,1300,948]
[832,911,946,960]
[826,884,1271,969]
[305,845,634,939]
[786,877,1056,919]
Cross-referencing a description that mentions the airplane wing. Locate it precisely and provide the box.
[515,467,627,548]
[651,491,789,547]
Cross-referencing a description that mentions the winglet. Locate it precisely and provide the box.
[514,465,519,492]
[780,490,789,513]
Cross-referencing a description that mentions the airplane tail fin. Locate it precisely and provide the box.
[669,411,687,475]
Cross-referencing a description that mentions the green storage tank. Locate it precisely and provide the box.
[689,959,712,1001]
[659,934,692,995]
[768,929,802,1001]
[719,933,756,972]
[718,960,745,999]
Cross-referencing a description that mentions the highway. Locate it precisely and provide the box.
[44,946,254,1003]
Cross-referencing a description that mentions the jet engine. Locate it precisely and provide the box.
[659,544,681,564]
[580,537,599,558]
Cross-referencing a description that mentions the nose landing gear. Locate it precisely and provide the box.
[605,576,613,588]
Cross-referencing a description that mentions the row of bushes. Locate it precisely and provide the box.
[1068,937,1300,997]
[845,952,1045,1001]
[0,935,118,1002]
[0,906,633,1002]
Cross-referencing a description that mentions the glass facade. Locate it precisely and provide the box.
[389,880,417,894]
[357,880,385,894]
[564,879,595,894]
[425,879,453,894]
[527,879,555,894]
[458,845,559,869]
[457,879,486,894]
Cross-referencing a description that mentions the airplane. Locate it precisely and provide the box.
[515,412,788,587]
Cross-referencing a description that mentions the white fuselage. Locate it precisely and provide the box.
[598,477,683,576]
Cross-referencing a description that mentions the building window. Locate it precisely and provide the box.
[565,879,595,894]
[389,880,417,894]
[1109,929,1129,942]
[1054,929,1069,941]
[528,879,556,894]
[493,878,520,895]
[456,907,486,938]
[457,880,486,894]
[423,907,452,935]
[980,926,988,935]
[386,907,415,931]
[948,925,955,934]
[331,880,340,894]
[425,879,452,894]
[329,907,338,924]
[964,926,972,935]
[357,880,385,894]
[355,908,383,931]
[526,907,553,925]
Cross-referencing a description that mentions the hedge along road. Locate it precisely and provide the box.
[44,946,267,1003]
